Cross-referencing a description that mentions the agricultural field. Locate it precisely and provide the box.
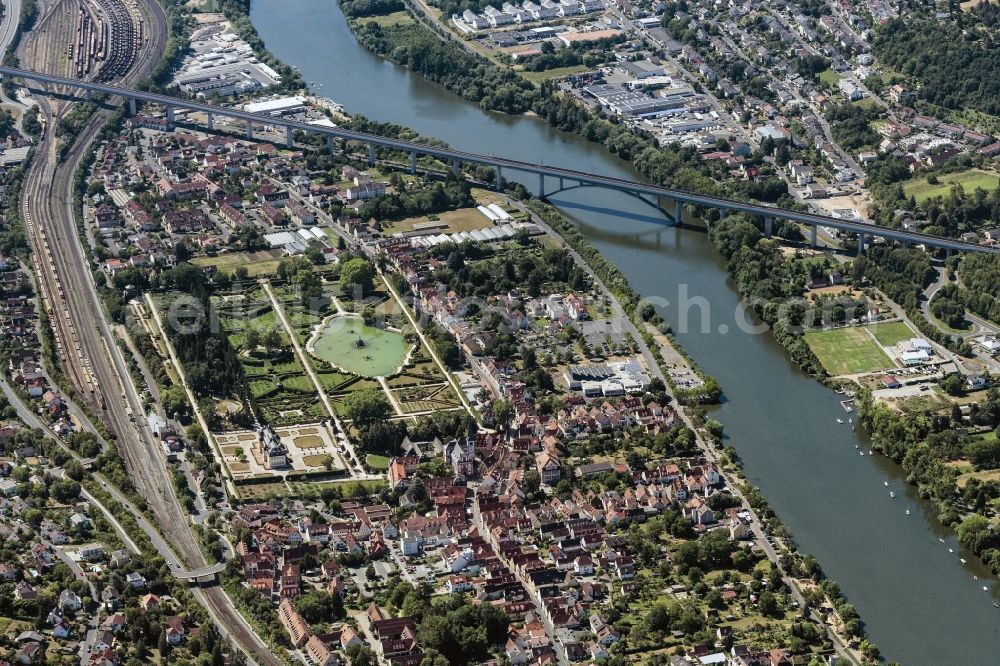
[804,326,896,375]
[902,168,1000,204]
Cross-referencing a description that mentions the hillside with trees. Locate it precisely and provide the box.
[873,19,1000,115]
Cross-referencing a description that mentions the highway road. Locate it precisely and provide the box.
[0,0,22,54]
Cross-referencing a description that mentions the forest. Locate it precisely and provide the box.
[955,253,1000,325]
[352,22,541,114]
[341,0,405,16]
[710,216,826,376]
[431,243,590,298]
[158,264,246,400]
[872,19,1000,115]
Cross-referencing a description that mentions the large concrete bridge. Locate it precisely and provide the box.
[3,64,997,255]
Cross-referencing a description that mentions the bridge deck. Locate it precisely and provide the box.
[1,65,995,254]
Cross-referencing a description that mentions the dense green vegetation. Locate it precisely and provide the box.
[353,22,539,113]
[873,19,1000,115]
[341,0,405,16]
[710,216,827,376]
[518,35,624,72]
[361,177,474,220]
[825,103,880,151]
[955,254,1000,325]
[858,387,1000,575]
[158,265,247,399]
[430,242,589,298]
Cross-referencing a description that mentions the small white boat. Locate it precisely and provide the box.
[949,548,955,553]
[859,451,865,456]
[868,449,874,455]
[985,586,990,591]
[890,491,895,498]
[849,418,853,424]
[939,538,946,543]
[837,418,844,424]
[906,509,910,515]
[992,601,998,608]
[884,481,889,487]
[961,558,967,564]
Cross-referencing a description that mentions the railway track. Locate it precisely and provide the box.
[17,1,283,664]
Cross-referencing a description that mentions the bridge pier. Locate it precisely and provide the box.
[368,142,376,166]
[128,97,136,116]
[495,165,502,191]
[410,151,417,174]
[763,216,773,238]
[857,233,866,256]
[539,173,544,196]
[327,136,335,155]
[810,224,817,249]
[246,121,254,140]
[285,125,293,149]
[165,104,174,126]
[206,112,214,131]
[674,200,683,225]
[451,157,461,177]
[83,89,91,101]
[558,177,564,190]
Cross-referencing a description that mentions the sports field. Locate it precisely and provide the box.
[805,327,896,375]
[866,321,914,347]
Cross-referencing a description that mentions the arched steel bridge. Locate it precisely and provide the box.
[3,64,997,255]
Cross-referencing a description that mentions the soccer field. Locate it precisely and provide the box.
[805,327,896,375]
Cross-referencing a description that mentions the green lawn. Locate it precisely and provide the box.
[902,169,1000,204]
[866,321,914,347]
[366,454,390,470]
[519,64,590,84]
[363,10,415,26]
[818,69,841,87]
[805,327,896,375]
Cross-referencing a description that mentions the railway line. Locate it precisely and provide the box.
[18,0,282,663]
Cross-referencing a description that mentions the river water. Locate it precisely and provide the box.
[250,1,1000,661]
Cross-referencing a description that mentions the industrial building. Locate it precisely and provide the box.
[242,96,309,116]
[584,83,698,118]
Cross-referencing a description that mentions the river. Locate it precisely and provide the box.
[249,0,1000,661]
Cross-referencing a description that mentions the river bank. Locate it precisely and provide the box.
[248,0,1000,662]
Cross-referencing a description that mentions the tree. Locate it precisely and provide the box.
[158,629,171,663]
[492,399,514,429]
[243,328,260,353]
[758,591,780,617]
[263,329,283,351]
[50,479,81,503]
[343,390,392,429]
[162,386,189,417]
[644,601,672,633]
[340,258,375,297]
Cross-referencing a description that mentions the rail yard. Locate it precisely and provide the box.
[13,0,284,663]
